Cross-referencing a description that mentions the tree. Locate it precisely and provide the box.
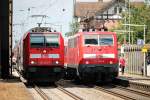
[112,4,150,44]
[65,18,79,37]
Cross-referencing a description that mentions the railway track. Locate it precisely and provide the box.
[129,81,150,92]
[115,78,150,92]
[16,69,150,100]
[94,85,150,100]
[94,86,135,100]
[16,69,51,100]
[16,69,82,100]
[34,85,52,100]
[56,85,83,100]
[114,85,150,98]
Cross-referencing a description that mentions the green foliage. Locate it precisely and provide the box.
[65,19,79,37]
[113,4,150,44]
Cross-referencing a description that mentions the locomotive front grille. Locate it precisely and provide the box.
[28,67,63,73]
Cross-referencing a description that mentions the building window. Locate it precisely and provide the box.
[119,7,122,13]
[114,7,117,14]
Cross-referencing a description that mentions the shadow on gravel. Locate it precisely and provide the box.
[0,76,21,83]
[56,79,120,89]
[24,78,130,89]
[25,82,56,88]
[112,78,130,87]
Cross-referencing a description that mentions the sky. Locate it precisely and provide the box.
[13,0,74,43]
[13,0,105,46]
[13,0,147,45]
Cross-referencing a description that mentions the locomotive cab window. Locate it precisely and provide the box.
[30,36,44,47]
[99,35,113,46]
[30,33,59,48]
[45,34,59,48]
[84,34,113,46]
[84,34,98,46]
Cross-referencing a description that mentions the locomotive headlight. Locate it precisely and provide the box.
[55,61,59,64]
[43,50,47,53]
[85,61,89,64]
[109,61,113,64]
[31,61,35,64]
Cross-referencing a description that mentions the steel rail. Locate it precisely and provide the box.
[34,85,51,100]
[16,69,51,100]
[116,77,150,92]
[94,86,136,100]
[15,69,27,83]
[129,81,150,92]
[57,85,83,100]
[114,85,150,98]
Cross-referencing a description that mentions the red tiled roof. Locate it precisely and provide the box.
[75,2,114,17]
[75,1,145,18]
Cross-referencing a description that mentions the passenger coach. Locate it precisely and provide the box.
[65,31,119,82]
[15,27,64,83]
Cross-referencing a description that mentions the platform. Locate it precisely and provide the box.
[117,72,150,86]
[0,71,33,100]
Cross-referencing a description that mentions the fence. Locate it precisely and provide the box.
[120,45,144,75]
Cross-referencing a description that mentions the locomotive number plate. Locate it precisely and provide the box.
[42,54,48,58]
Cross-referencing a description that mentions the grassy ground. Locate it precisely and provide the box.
[0,80,33,100]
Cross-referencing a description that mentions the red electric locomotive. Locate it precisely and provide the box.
[15,27,64,83]
[65,31,118,82]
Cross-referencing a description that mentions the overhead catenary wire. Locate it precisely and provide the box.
[14,0,64,35]
[27,0,59,27]
[16,0,57,30]
[38,0,59,15]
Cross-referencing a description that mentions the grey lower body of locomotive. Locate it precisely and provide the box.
[22,66,65,83]
[65,64,118,82]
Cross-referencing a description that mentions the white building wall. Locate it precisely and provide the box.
[103,3,125,14]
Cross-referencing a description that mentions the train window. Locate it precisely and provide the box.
[30,36,44,47]
[68,38,77,48]
[45,34,59,48]
[84,35,98,45]
[99,35,113,46]
[68,39,71,47]
[74,38,77,47]
[71,39,74,48]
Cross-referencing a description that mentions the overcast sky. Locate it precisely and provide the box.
[13,0,147,45]
[12,0,105,44]
[13,0,74,43]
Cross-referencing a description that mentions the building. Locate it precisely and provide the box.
[74,0,145,31]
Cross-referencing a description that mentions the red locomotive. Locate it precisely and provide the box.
[14,27,64,83]
[65,31,118,82]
